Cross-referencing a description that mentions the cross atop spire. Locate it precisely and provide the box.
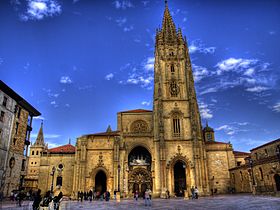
[34,121,45,146]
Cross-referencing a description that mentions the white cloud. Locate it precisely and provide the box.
[113,1,134,10]
[198,102,213,119]
[21,0,62,21]
[65,103,70,107]
[142,1,149,6]
[33,116,45,120]
[183,17,187,22]
[246,86,268,93]
[216,125,235,135]
[0,57,3,65]
[244,68,255,76]
[192,64,209,82]
[30,133,60,139]
[60,76,72,84]
[47,142,61,148]
[115,17,127,26]
[50,101,56,105]
[188,40,216,54]
[200,87,218,95]
[105,73,114,80]
[124,25,134,32]
[215,58,258,75]
[272,102,280,113]
[141,101,151,106]
[143,57,154,71]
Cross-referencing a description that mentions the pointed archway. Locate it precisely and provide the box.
[173,161,186,197]
[95,170,107,195]
[274,174,280,191]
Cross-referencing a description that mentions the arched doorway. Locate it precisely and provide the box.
[95,170,107,195]
[128,146,152,197]
[274,174,280,191]
[174,161,186,197]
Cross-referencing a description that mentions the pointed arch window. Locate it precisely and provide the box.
[171,64,175,73]
[172,112,181,137]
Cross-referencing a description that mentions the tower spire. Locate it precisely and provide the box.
[161,0,177,43]
[34,121,44,146]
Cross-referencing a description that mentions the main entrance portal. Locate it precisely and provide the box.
[174,161,186,197]
[95,170,107,195]
[128,146,152,197]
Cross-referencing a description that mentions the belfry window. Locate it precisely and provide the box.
[173,118,181,137]
[171,64,175,73]
[169,81,179,97]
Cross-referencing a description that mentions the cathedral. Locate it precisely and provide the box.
[25,2,249,198]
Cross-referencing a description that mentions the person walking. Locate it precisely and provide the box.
[194,186,199,199]
[144,189,151,206]
[134,190,139,201]
[88,190,93,202]
[114,190,117,200]
[191,186,195,199]
[32,189,42,210]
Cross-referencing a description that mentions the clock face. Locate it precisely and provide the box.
[170,82,179,96]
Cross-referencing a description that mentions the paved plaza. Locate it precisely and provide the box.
[1,195,280,210]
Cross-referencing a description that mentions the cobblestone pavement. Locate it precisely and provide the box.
[61,195,280,210]
[1,195,280,210]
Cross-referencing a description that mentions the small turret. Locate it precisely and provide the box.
[34,121,45,146]
[203,121,215,142]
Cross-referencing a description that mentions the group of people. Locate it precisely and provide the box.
[32,189,63,210]
[77,190,111,202]
[132,189,152,206]
[191,186,199,199]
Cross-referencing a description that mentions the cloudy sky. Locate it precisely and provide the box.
[0,0,279,152]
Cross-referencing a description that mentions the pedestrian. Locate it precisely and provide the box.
[105,191,110,201]
[93,191,97,200]
[41,190,52,207]
[166,189,170,199]
[191,186,195,199]
[32,189,42,210]
[88,190,93,202]
[114,189,117,200]
[0,190,3,202]
[77,191,80,201]
[194,186,199,199]
[144,189,151,206]
[84,191,87,201]
[134,190,139,201]
[18,190,25,207]
[80,191,83,202]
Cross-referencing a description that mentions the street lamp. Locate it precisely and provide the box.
[50,166,56,194]
[118,164,121,192]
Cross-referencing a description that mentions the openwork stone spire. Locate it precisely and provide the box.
[34,121,45,146]
[161,1,177,43]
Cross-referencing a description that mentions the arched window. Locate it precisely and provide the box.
[36,151,39,155]
[171,64,175,73]
[259,167,264,180]
[32,151,34,156]
[56,176,62,186]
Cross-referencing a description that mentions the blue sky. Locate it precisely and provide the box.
[0,0,279,152]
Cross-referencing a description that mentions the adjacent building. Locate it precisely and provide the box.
[230,138,280,195]
[0,80,40,197]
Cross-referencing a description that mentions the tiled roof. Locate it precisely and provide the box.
[83,130,120,137]
[48,144,75,154]
[119,109,152,113]
[251,138,280,151]
[233,151,250,157]
[205,141,229,145]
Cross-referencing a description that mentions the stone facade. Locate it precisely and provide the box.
[230,138,280,195]
[0,80,40,197]
[26,3,251,199]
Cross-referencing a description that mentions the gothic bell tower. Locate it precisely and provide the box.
[153,1,209,196]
